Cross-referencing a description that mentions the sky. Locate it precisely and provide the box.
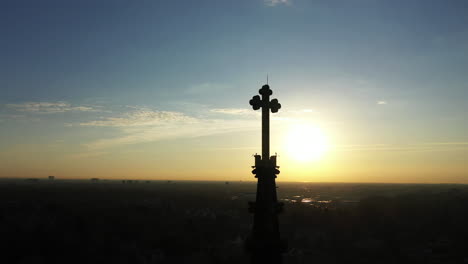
[1,0,468,183]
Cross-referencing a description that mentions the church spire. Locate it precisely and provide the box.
[246,83,286,264]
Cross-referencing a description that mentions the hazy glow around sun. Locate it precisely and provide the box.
[285,123,329,162]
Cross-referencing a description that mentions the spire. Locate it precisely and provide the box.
[246,83,286,264]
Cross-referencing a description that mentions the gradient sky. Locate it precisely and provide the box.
[1,0,468,182]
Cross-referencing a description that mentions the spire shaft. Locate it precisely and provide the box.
[262,90,270,161]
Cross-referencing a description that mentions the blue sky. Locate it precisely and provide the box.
[1,0,468,182]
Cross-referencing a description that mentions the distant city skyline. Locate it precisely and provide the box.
[1,0,468,183]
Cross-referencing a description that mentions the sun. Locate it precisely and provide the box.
[285,123,329,162]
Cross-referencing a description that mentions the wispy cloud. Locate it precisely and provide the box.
[79,109,196,127]
[210,108,260,117]
[6,101,98,114]
[85,119,258,150]
[286,108,317,115]
[333,142,468,153]
[377,101,387,105]
[79,108,258,149]
[186,83,230,94]
[264,0,291,7]
[210,108,315,119]
[68,151,108,159]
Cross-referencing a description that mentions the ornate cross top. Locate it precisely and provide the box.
[249,85,281,112]
[249,84,281,161]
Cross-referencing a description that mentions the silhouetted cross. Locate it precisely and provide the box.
[249,84,281,161]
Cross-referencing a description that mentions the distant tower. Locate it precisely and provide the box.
[246,84,286,263]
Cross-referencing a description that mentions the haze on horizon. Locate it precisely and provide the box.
[1,0,467,183]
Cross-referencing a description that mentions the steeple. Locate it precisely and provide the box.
[246,84,286,264]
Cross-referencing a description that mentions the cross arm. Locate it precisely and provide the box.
[249,95,262,110]
[270,99,281,113]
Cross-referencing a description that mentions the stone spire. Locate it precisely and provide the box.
[246,84,286,264]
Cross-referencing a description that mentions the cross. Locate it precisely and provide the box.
[249,84,281,161]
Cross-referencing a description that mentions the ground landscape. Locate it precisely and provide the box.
[2,179,468,264]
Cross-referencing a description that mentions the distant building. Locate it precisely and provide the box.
[48,176,55,180]
[91,178,99,182]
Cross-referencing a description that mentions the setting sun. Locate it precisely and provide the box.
[285,123,329,162]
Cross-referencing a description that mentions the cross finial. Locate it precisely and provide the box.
[249,84,281,161]
[249,84,281,113]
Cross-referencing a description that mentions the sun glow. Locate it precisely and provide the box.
[285,123,329,162]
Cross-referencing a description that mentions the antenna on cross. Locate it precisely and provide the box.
[267,74,269,85]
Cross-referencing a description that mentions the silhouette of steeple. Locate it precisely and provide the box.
[246,84,287,264]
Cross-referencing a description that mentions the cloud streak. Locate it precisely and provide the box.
[79,109,196,127]
[6,101,97,114]
[72,104,310,150]
[264,0,291,7]
[210,108,260,117]
[80,108,259,149]
[186,83,230,94]
[332,142,468,153]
